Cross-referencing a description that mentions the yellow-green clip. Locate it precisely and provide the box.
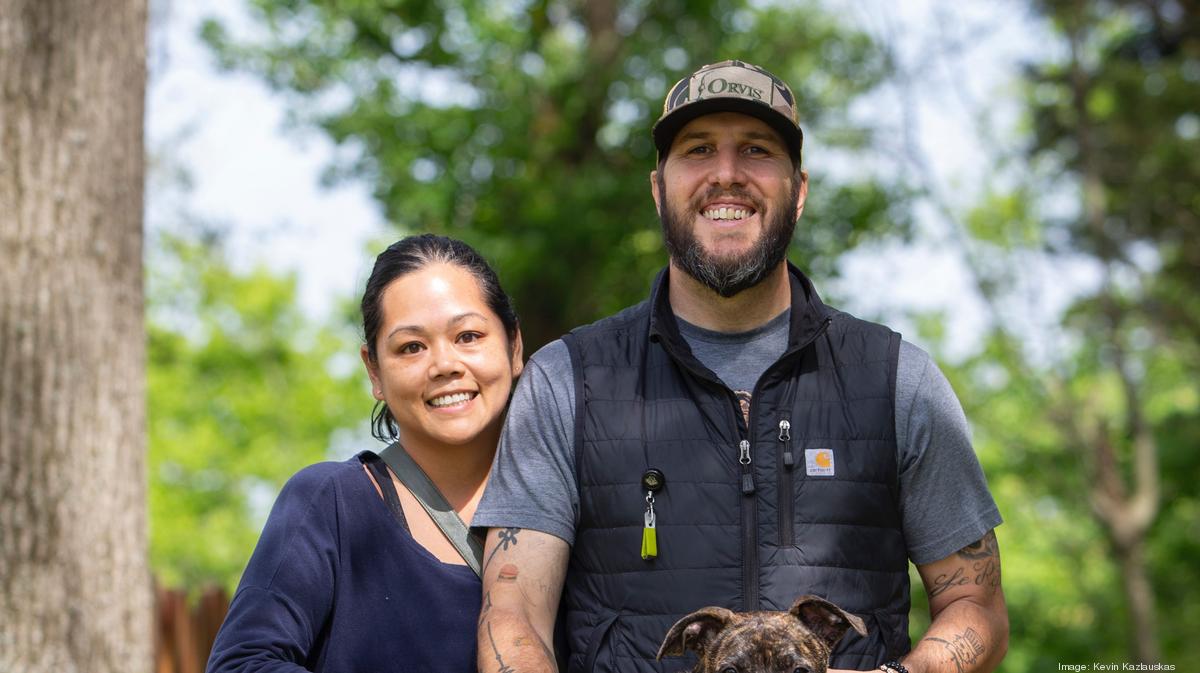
[641,497,657,560]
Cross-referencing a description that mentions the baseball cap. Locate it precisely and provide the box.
[652,60,803,161]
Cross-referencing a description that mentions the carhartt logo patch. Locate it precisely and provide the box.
[805,448,835,476]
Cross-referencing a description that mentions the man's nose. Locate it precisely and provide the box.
[710,149,746,187]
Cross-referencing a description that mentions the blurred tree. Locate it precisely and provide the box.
[0,0,153,671]
[146,227,366,592]
[201,0,912,350]
[940,0,1198,666]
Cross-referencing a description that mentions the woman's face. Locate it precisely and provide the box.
[362,263,522,453]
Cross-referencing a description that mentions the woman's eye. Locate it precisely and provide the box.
[458,331,482,344]
[399,342,423,354]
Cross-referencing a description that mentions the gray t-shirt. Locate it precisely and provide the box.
[474,312,1002,566]
[678,309,792,395]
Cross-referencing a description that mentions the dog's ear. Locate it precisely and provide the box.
[788,595,868,649]
[656,606,736,660]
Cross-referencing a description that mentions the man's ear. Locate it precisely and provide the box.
[656,606,735,660]
[794,169,809,220]
[650,169,662,217]
[789,594,867,650]
[360,345,383,399]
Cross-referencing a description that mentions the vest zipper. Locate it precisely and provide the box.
[739,377,761,611]
[778,419,794,546]
[738,439,754,494]
[737,435,758,611]
[769,318,832,550]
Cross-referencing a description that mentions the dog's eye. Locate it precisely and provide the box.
[792,668,811,673]
[720,668,738,673]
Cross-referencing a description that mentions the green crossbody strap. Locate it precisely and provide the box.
[378,442,484,577]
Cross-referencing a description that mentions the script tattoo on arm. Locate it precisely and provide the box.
[912,529,1007,673]
[928,566,969,598]
[929,531,1001,598]
[924,627,985,673]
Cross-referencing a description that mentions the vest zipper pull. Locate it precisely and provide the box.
[739,440,755,494]
[779,419,793,468]
[641,491,658,560]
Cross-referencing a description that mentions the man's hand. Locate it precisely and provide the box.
[476,527,569,673]
[900,530,1009,673]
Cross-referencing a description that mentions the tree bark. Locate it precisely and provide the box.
[0,1,151,671]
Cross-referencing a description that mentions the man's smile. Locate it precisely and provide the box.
[701,205,755,222]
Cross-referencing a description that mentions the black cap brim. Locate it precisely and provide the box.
[652,97,803,161]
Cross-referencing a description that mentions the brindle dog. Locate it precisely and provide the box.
[656,595,868,673]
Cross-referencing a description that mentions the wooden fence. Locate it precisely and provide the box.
[155,583,229,673]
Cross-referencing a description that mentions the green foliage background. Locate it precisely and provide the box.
[147,230,365,590]
[146,0,1198,669]
[199,0,910,349]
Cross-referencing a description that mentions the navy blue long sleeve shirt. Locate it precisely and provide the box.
[206,454,480,673]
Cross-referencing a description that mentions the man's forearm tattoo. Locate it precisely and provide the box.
[960,531,1001,592]
[956,531,998,561]
[931,532,1001,598]
[972,556,1001,591]
[925,628,985,673]
[480,560,554,669]
[483,527,522,573]
[512,634,555,662]
[479,532,559,669]
[928,567,970,598]
[486,622,516,673]
[479,590,493,624]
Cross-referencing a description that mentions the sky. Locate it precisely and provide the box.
[146,0,386,319]
[144,0,1076,361]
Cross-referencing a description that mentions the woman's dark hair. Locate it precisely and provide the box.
[362,234,519,443]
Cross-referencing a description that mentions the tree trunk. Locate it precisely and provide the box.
[0,1,151,671]
[1117,539,1160,664]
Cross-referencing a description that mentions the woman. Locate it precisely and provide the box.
[206,234,522,672]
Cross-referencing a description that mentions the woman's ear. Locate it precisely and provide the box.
[510,330,525,378]
[360,344,384,399]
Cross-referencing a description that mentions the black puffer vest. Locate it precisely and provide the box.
[559,265,910,672]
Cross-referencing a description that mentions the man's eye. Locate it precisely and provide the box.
[686,145,712,155]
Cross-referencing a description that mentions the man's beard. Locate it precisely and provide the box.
[658,174,799,298]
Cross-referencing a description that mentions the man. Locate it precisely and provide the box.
[474,60,1008,673]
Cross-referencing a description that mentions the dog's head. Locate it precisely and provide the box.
[655,595,868,673]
